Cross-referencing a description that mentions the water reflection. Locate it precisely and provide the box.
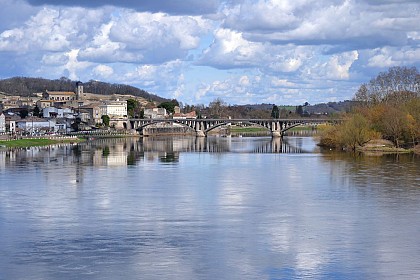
[0,136,317,169]
[1,137,420,279]
[320,151,420,200]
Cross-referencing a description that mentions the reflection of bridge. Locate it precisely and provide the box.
[138,137,308,154]
[129,118,338,137]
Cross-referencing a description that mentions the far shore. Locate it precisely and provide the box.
[0,137,83,148]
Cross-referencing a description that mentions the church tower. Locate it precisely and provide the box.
[76,81,83,100]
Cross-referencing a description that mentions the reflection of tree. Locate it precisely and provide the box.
[102,146,110,157]
[127,151,138,165]
[159,152,179,163]
[320,152,420,197]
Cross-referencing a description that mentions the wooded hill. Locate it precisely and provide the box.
[0,76,168,103]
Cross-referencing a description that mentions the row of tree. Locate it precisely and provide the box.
[0,77,167,103]
[320,66,420,150]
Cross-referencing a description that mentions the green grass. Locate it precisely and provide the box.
[230,127,268,133]
[0,138,80,148]
[288,125,317,131]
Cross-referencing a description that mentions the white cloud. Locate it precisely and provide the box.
[27,0,223,15]
[271,78,296,88]
[93,64,114,78]
[0,1,418,105]
[64,49,93,80]
[325,50,359,80]
[123,60,185,95]
[367,47,420,68]
[78,10,212,64]
[200,28,267,68]
[222,0,419,50]
[0,6,106,52]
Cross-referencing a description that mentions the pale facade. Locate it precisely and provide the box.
[37,99,55,109]
[43,107,74,118]
[16,117,56,132]
[173,111,197,119]
[43,91,76,101]
[100,100,127,118]
[0,113,5,133]
[144,108,167,119]
[79,103,102,125]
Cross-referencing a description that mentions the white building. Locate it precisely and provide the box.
[16,117,56,133]
[100,100,127,119]
[144,108,167,119]
[43,107,74,118]
[0,113,5,133]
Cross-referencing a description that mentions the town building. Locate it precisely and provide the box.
[0,113,5,133]
[16,117,55,133]
[43,107,74,119]
[37,99,55,109]
[79,103,103,125]
[43,91,77,102]
[99,100,127,119]
[144,108,167,119]
[173,111,197,119]
[1,96,22,110]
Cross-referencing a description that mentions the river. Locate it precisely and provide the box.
[1,136,419,280]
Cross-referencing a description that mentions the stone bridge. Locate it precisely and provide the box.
[129,118,339,137]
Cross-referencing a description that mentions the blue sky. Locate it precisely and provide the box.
[0,0,419,105]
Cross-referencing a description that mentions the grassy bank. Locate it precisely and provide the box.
[230,126,267,133]
[0,138,82,148]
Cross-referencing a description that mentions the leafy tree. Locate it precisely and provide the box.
[20,109,29,118]
[321,66,420,150]
[33,105,41,117]
[380,106,408,147]
[271,105,280,119]
[295,105,303,116]
[339,114,377,151]
[127,98,142,118]
[101,115,110,126]
[158,99,179,114]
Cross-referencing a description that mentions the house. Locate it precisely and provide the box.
[43,107,74,119]
[1,96,22,110]
[79,103,103,125]
[16,117,56,133]
[144,108,167,119]
[0,113,5,133]
[43,91,77,102]
[37,99,55,109]
[173,111,197,120]
[5,114,20,133]
[99,100,127,119]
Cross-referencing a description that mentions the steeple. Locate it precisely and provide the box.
[76,81,83,100]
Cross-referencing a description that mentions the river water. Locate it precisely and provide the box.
[1,136,419,280]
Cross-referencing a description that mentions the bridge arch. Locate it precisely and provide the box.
[129,118,339,137]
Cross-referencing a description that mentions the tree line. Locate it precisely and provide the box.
[0,76,167,103]
[320,66,420,150]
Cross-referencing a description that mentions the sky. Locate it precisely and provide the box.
[0,0,419,105]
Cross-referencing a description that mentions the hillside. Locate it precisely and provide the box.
[306,100,359,115]
[0,76,168,103]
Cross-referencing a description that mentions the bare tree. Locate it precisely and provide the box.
[354,66,420,105]
[208,98,227,118]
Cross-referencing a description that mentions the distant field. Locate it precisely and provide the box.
[288,125,318,131]
[230,126,267,133]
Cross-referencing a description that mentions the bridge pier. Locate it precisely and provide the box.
[196,130,206,137]
[271,130,283,138]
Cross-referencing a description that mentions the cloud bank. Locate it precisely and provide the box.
[0,0,418,105]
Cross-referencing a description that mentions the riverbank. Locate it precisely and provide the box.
[319,138,419,155]
[0,137,83,148]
